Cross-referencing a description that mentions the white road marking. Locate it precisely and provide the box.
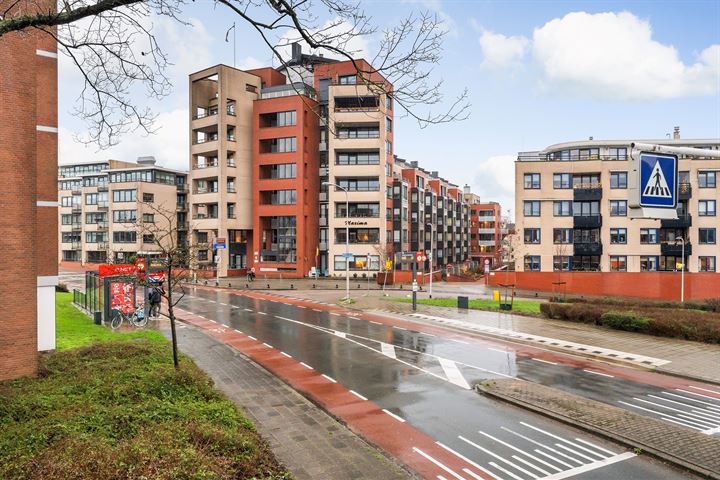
[487,461,524,480]
[540,452,636,480]
[520,422,608,459]
[648,395,720,420]
[312,308,322,312]
[512,455,550,476]
[438,476,448,480]
[258,311,268,315]
[631,397,719,424]
[244,308,253,312]
[554,444,597,463]
[422,332,436,337]
[321,374,337,383]
[459,435,539,479]
[462,468,492,480]
[677,388,720,403]
[208,319,217,323]
[488,347,509,354]
[334,331,347,339]
[248,335,257,340]
[370,320,382,325]
[382,409,406,422]
[330,312,340,316]
[448,338,470,345]
[298,305,307,309]
[533,449,575,469]
[476,430,560,473]
[531,358,558,366]
[381,342,397,359]
[393,326,408,331]
[350,390,368,401]
[583,369,614,378]
[300,362,313,369]
[234,329,243,334]
[436,442,499,479]
[219,302,228,306]
[412,447,466,480]
[688,385,720,396]
[702,426,720,435]
[263,342,273,348]
[573,438,617,457]
[439,358,471,390]
[280,352,292,358]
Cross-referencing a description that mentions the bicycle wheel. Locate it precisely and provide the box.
[110,309,123,330]
[132,309,148,328]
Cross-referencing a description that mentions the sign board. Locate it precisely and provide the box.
[484,259,490,265]
[639,152,677,209]
[109,281,134,313]
[215,238,226,245]
[385,260,393,270]
[99,264,135,278]
[400,252,415,263]
[135,257,146,272]
[341,252,354,258]
[484,264,490,274]
[213,243,227,249]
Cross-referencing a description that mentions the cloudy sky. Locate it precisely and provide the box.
[58,0,720,219]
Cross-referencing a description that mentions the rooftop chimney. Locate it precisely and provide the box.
[431,171,438,178]
[589,136,593,141]
[136,156,156,165]
[410,161,418,168]
[673,126,680,139]
[291,43,302,63]
[463,185,471,194]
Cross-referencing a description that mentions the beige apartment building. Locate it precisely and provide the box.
[515,134,720,273]
[58,158,187,265]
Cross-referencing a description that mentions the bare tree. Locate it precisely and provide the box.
[0,0,469,148]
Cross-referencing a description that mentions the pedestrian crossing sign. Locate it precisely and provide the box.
[639,152,677,209]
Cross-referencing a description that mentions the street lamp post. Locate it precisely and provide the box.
[323,181,350,301]
[676,236,685,303]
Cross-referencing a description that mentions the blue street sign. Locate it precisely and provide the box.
[213,243,227,249]
[639,152,677,209]
[341,252,353,258]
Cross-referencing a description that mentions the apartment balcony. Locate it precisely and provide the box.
[573,242,603,256]
[176,184,189,193]
[319,217,327,227]
[176,202,187,212]
[319,191,328,202]
[319,241,328,251]
[573,214,602,228]
[193,161,219,170]
[71,241,81,250]
[176,221,189,231]
[97,185,108,192]
[193,188,219,195]
[71,189,81,195]
[478,240,496,246]
[477,228,496,234]
[71,222,82,231]
[227,160,236,168]
[678,182,692,200]
[71,205,82,213]
[96,221,108,230]
[573,183,602,201]
[227,187,236,193]
[192,214,219,220]
[661,242,692,256]
[661,213,692,229]
[96,201,108,210]
[97,242,109,250]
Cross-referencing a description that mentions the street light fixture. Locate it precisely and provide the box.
[323,181,350,301]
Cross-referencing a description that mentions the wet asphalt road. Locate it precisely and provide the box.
[177,286,698,480]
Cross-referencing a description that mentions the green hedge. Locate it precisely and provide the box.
[540,301,720,343]
[563,296,720,313]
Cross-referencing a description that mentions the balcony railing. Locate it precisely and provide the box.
[71,189,82,195]
[574,242,603,256]
[227,187,236,193]
[192,214,218,220]
[194,134,218,144]
[71,241,81,250]
[194,162,219,169]
[176,184,188,193]
[176,203,187,212]
[573,215,602,228]
[97,185,108,192]
[192,109,218,120]
[227,134,236,142]
[71,222,82,231]
[227,160,236,167]
[97,222,108,230]
[193,188,219,195]
[71,205,82,212]
[661,242,692,256]
[661,213,692,229]
[573,183,602,201]
[97,201,108,209]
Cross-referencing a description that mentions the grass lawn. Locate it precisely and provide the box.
[0,293,289,480]
[388,296,542,315]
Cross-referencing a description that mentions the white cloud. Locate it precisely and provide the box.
[479,30,529,70]
[276,18,371,64]
[470,154,516,220]
[60,108,189,172]
[239,56,265,70]
[531,11,720,100]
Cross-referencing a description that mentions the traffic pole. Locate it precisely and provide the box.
[412,260,417,311]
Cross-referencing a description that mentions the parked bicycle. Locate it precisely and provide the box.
[110,303,148,330]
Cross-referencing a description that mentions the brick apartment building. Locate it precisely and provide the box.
[58,158,188,266]
[464,189,504,269]
[188,45,495,278]
[0,0,58,380]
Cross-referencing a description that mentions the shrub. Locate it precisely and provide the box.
[705,298,720,313]
[55,283,69,293]
[601,311,649,332]
[540,302,605,324]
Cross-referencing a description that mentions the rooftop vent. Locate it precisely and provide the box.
[137,156,156,165]
[673,126,681,139]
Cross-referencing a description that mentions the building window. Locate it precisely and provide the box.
[523,200,540,217]
[553,228,573,244]
[386,117,392,132]
[267,190,296,205]
[143,234,155,244]
[640,228,659,244]
[573,173,600,188]
[198,250,208,261]
[572,255,600,271]
[337,177,380,192]
[338,74,357,85]
[337,125,380,139]
[698,171,717,188]
[259,137,296,153]
[142,193,154,203]
[524,173,540,189]
[572,201,599,216]
[610,172,627,189]
[336,151,380,165]
[640,256,659,272]
[85,231,107,243]
[261,163,296,179]
[699,256,716,272]
[610,256,627,271]
[608,148,628,160]
[610,228,627,244]
[553,200,572,216]
[659,256,687,272]
[113,210,137,223]
[699,228,716,244]
[553,256,571,271]
[260,110,296,127]
[573,228,599,243]
[86,212,106,224]
[386,140,392,154]
[143,213,154,223]
[113,231,137,243]
[609,200,627,216]
[699,200,716,216]
[113,189,137,202]
[335,228,380,244]
[524,255,541,271]
[524,228,541,244]
[553,173,571,189]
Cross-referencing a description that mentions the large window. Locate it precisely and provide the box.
[261,216,296,263]
[609,200,627,216]
[640,228,659,244]
[608,147,628,160]
[610,256,627,271]
[260,137,296,153]
[640,256,659,272]
[610,228,627,244]
[572,201,599,216]
[610,171,627,189]
[61,232,81,243]
[262,163,296,179]
[553,256,572,271]
[113,210,137,223]
[338,74,357,85]
[699,228,716,244]
[109,170,152,183]
[699,256,716,272]
[113,231,137,243]
[553,173,571,189]
[85,193,98,205]
[269,190,296,205]
[524,255,541,271]
[85,231,107,243]
[524,173,540,189]
[699,200,716,216]
[572,255,600,271]
[113,189,137,202]
[337,125,380,139]
[553,201,572,216]
[523,200,540,217]
[337,177,380,192]
[335,228,380,244]
[659,256,687,272]
[573,173,600,187]
[85,212,106,224]
[334,255,380,271]
[698,171,717,188]
[260,110,296,127]
[553,228,573,244]
[524,228,541,244]
[336,202,380,218]
[336,151,380,165]
[573,229,600,243]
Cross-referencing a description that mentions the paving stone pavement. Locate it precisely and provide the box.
[477,378,720,479]
[163,323,413,480]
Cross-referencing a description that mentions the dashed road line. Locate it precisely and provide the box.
[258,311,268,315]
[321,374,337,383]
[488,347,508,354]
[280,351,292,358]
[583,369,614,378]
[244,308,253,312]
[383,409,406,423]
[234,329,243,334]
[350,390,368,401]
[531,358,558,366]
[300,362,313,369]
[412,448,465,480]
[248,335,257,340]
[263,342,273,348]
[436,442,498,480]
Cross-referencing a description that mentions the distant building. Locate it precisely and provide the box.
[464,187,504,269]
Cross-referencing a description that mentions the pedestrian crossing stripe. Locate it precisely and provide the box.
[642,161,672,198]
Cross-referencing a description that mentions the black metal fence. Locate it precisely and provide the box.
[72,271,102,314]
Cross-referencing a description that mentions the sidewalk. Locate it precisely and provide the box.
[161,322,411,480]
[278,289,720,385]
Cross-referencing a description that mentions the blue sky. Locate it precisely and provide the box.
[58,0,720,218]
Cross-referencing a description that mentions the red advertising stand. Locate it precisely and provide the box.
[99,263,137,323]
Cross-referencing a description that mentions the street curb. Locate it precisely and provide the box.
[475,381,720,480]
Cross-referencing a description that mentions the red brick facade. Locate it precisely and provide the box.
[0,0,58,380]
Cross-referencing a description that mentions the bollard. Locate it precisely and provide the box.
[267,284,270,289]
[336,284,339,289]
[246,283,249,288]
[291,284,294,289]
[313,284,316,289]
[458,296,469,309]
[228,283,231,288]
